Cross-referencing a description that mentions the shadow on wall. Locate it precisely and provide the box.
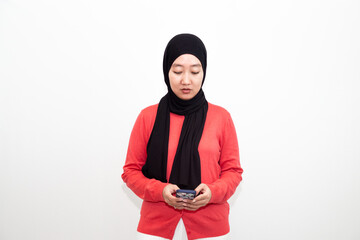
[122,183,142,210]
[228,183,243,207]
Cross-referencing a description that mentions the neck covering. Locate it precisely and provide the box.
[142,33,208,190]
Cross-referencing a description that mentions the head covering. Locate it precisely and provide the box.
[163,33,207,88]
[142,33,208,190]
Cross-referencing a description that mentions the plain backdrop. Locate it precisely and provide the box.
[1,0,360,239]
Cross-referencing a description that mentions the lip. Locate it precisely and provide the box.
[181,89,191,94]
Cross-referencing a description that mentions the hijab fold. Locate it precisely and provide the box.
[142,34,208,190]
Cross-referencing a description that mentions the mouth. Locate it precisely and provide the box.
[181,88,191,94]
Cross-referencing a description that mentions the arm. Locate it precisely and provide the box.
[184,113,243,210]
[121,109,168,202]
[207,115,243,204]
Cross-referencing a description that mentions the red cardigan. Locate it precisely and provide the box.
[122,103,243,240]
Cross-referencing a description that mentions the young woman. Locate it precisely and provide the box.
[122,33,243,240]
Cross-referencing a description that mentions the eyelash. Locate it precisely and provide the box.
[173,71,200,75]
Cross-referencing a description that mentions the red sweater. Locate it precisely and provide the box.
[122,103,243,240]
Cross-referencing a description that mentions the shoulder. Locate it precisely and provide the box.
[205,102,234,132]
[207,102,232,119]
[139,103,159,117]
[132,104,158,136]
[207,103,238,144]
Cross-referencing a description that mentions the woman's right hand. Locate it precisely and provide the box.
[162,184,185,209]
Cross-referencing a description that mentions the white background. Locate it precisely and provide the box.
[1,0,360,239]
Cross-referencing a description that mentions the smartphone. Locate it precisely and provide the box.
[176,189,196,200]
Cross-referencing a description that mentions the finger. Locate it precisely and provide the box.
[176,201,187,207]
[193,193,210,202]
[169,196,185,207]
[184,205,200,211]
[175,198,185,204]
[173,200,187,209]
[188,201,206,209]
[167,194,177,203]
[170,185,180,194]
[194,184,205,195]
[189,196,210,207]
[193,194,205,201]
[192,199,206,206]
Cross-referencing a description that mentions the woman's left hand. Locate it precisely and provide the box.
[184,183,212,211]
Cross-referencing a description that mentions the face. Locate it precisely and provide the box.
[168,54,204,100]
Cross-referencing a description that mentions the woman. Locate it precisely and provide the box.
[122,33,243,240]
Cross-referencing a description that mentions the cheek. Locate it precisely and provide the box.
[168,73,180,91]
[195,74,204,88]
[168,73,176,85]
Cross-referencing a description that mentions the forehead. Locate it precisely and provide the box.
[172,54,201,66]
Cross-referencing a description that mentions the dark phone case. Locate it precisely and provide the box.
[176,189,196,200]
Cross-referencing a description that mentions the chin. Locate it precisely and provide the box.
[175,92,194,100]
[180,96,194,100]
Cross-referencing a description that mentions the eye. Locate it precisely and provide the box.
[192,72,200,75]
[173,71,182,74]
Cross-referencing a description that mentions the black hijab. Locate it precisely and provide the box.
[142,33,208,190]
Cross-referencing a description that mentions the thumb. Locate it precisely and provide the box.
[194,183,205,195]
[170,184,180,193]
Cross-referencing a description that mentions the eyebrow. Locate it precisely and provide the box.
[172,63,202,67]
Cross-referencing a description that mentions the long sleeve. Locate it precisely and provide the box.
[121,106,168,202]
[207,114,243,204]
[124,103,243,240]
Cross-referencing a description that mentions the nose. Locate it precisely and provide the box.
[181,72,191,85]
